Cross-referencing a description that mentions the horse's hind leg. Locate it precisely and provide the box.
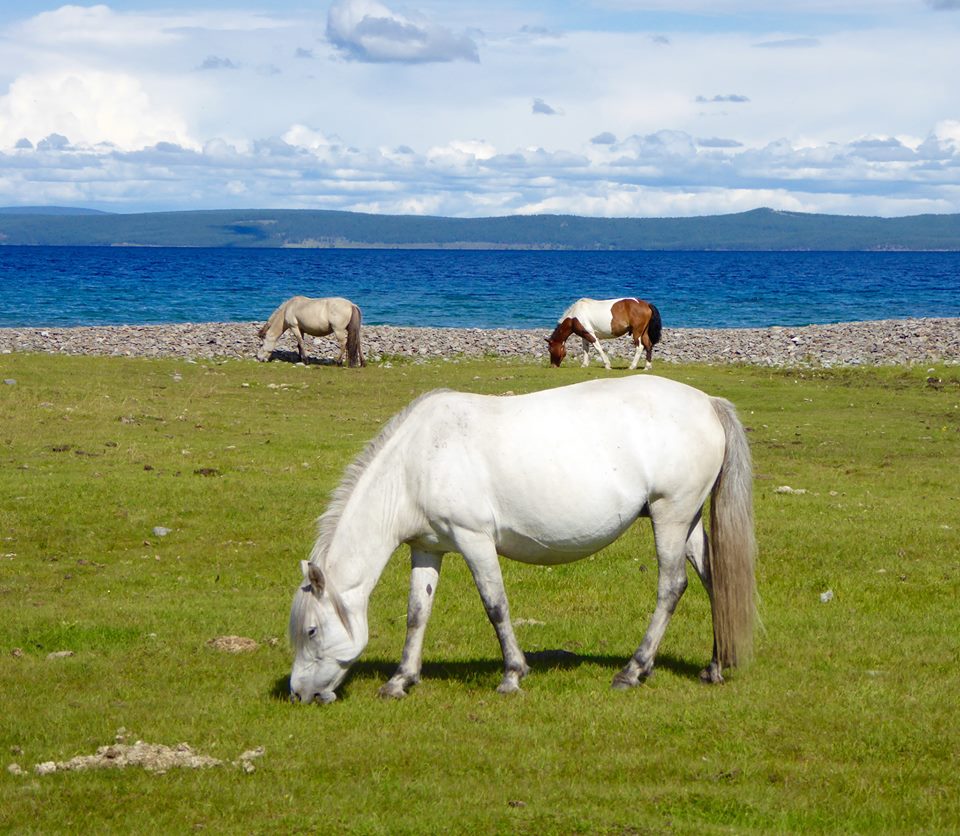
[684,516,723,684]
[379,550,442,699]
[628,324,654,371]
[628,336,644,371]
[613,513,690,689]
[641,332,654,370]
[333,329,347,366]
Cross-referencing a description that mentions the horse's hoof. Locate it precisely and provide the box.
[699,666,724,685]
[496,674,524,695]
[378,681,408,700]
[611,672,638,690]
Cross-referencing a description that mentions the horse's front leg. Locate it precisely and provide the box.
[291,325,309,363]
[580,337,592,367]
[613,515,689,689]
[591,339,612,370]
[458,532,529,694]
[379,550,442,699]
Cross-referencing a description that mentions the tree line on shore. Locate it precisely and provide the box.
[2,205,960,250]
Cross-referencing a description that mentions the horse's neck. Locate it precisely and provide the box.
[266,304,289,337]
[322,447,413,603]
[550,317,575,343]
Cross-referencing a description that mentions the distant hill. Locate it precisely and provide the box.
[0,206,112,216]
[1,206,959,250]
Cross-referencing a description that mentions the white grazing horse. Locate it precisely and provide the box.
[257,296,365,367]
[546,297,662,370]
[289,375,755,704]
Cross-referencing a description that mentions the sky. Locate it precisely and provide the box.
[0,1,959,218]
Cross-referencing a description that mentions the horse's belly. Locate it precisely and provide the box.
[411,488,641,564]
[493,501,640,565]
[496,527,629,565]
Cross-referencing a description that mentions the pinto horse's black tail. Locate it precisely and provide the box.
[647,303,662,346]
[346,304,366,368]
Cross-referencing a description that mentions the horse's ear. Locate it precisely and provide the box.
[301,560,325,597]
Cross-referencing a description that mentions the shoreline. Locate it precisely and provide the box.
[1,317,959,367]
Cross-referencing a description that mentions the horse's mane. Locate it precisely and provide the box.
[308,388,453,569]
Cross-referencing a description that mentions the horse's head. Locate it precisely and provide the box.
[545,335,566,367]
[289,560,364,704]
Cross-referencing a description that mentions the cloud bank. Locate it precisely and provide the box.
[0,1,958,218]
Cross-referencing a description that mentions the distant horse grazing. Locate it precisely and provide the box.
[257,296,365,367]
[288,375,756,704]
[547,297,662,370]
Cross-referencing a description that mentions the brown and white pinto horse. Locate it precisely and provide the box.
[546,297,662,370]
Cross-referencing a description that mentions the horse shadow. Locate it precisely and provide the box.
[264,348,341,366]
[269,650,702,702]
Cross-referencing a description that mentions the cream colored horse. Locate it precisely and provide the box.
[257,296,365,367]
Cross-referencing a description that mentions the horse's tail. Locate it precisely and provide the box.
[258,302,286,340]
[346,304,366,368]
[646,303,662,346]
[708,396,757,669]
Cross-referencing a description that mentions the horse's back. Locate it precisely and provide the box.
[287,296,355,332]
[399,377,725,560]
[409,376,719,462]
[561,297,637,330]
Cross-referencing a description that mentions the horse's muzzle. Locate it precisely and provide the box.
[290,690,337,705]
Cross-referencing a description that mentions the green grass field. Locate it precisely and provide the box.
[1,353,958,834]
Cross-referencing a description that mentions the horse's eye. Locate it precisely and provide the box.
[307,626,318,639]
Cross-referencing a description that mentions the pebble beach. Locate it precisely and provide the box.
[2,318,959,367]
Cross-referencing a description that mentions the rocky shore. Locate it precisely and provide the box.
[2,318,959,367]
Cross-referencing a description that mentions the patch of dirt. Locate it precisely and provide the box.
[19,731,265,776]
[34,741,222,775]
[206,635,259,653]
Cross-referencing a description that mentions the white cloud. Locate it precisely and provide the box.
[0,70,196,151]
[14,4,178,47]
[326,0,479,63]
[934,120,960,145]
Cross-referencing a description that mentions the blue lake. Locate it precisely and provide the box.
[0,246,957,329]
